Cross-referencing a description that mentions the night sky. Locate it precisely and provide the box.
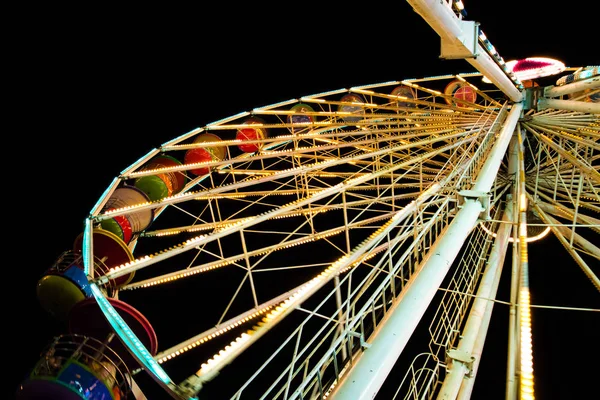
[11,2,598,399]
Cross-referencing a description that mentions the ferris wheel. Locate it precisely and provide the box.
[17,1,599,400]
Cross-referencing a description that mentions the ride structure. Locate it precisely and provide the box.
[17,1,599,399]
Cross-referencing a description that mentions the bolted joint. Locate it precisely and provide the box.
[447,348,476,377]
[457,190,490,220]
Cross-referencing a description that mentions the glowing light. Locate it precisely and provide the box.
[479,222,551,243]
[520,193,528,212]
[519,285,536,400]
[504,57,566,81]
[90,284,172,385]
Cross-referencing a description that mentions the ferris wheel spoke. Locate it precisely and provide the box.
[530,203,600,259]
[118,204,406,293]
[533,197,600,232]
[148,283,305,369]
[522,124,600,184]
[530,180,600,215]
[529,199,600,291]
[178,194,450,396]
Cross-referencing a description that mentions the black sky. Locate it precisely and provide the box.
[11,2,598,399]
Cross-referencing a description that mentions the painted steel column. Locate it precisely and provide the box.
[515,132,535,400]
[406,0,523,102]
[466,46,523,102]
[543,75,600,98]
[438,202,513,399]
[506,200,520,400]
[329,199,483,400]
[329,102,523,400]
[473,103,523,192]
[505,135,520,400]
[457,204,514,400]
[537,98,600,114]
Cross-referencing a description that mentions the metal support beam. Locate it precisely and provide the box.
[438,202,513,399]
[406,0,523,102]
[329,103,523,400]
[544,75,600,98]
[537,97,600,114]
[505,135,520,400]
[515,133,535,400]
[330,199,483,400]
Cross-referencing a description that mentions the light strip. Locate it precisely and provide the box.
[90,284,173,385]
[517,131,535,400]
[479,221,551,243]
